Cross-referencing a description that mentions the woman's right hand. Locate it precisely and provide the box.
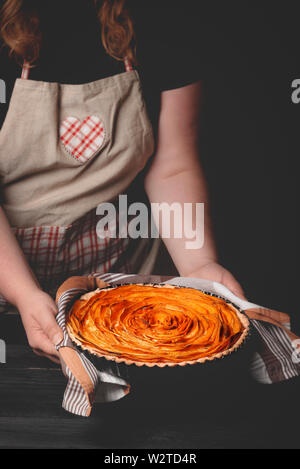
[17,289,64,364]
[0,208,63,364]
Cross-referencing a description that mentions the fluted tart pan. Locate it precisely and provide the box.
[66,283,250,367]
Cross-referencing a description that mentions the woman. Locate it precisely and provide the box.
[0,0,245,364]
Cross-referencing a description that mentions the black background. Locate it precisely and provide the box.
[0,1,300,449]
[138,1,300,333]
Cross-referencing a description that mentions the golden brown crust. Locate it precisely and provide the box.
[66,283,250,367]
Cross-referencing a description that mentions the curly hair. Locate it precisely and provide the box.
[0,0,136,65]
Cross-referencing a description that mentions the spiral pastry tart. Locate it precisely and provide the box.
[66,284,249,366]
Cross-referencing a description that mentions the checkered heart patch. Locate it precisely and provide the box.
[60,116,105,163]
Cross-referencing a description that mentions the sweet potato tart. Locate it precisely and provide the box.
[66,284,250,367]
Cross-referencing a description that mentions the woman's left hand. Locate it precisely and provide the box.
[185,261,246,300]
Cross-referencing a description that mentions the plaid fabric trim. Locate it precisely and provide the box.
[7,210,130,300]
[21,61,30,80]
[60,116,105,163]
[124,57,133,72]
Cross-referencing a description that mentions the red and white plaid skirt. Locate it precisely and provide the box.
[0,208,156,310]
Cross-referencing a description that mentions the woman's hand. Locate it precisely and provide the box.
[0,208,63,363]
[185,261,246,300]
[17,289,64,364]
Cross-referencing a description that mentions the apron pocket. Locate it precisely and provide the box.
[59,115,106,164]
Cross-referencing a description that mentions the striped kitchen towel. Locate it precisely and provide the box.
[55,273,300,417]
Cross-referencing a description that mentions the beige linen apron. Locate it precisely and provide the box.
[0,59,161,303]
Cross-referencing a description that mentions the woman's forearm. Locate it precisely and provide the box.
[145,156,218,276]
[0,206,40,307]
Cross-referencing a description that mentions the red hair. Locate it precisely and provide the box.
[0,0,136,65]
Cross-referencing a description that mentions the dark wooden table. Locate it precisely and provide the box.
[0,311,299,449]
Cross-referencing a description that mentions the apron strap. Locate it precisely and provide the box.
[124,57,133,72]
[21,57,133,80]
[21,61,31,80]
